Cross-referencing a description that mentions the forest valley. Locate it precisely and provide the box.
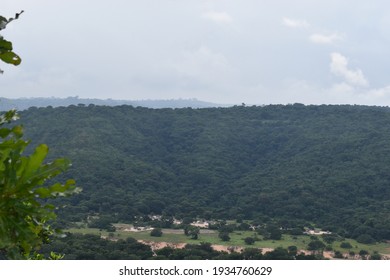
[6,103,390,259]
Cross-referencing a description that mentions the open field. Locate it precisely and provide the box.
[67,226,390,257]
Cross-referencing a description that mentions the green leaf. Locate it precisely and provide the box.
[12,125,24,138]
[33,187,51,199]
[0,126,23,138]
[0,127,12,138]
[0,39,12,52]
[33,158,71,181]
[19,144,49,184]
[0,110,18,125]
[0,51,21,65]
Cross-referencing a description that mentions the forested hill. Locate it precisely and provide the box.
[15,104,390,241]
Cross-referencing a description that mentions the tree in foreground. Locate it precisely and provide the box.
[0,12,80,259]
[0,110,80,259]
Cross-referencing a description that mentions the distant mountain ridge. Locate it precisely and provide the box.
[0,96,226,111]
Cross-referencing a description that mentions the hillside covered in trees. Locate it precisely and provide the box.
[13,104,390,242]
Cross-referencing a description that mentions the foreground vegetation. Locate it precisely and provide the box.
[1,13,82,260]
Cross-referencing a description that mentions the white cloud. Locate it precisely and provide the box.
[202,11,233,24]
[310,32,344,44]
[282,17,310,28]
[330,53,369,87]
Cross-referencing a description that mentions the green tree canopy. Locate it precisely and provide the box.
[184,225,200,240]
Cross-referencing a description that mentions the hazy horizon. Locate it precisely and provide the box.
[2,1,390,106]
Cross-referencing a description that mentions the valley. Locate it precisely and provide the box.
[8,103,390,259]
[67,223,390,259]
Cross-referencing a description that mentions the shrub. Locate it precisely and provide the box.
[150,228,163,237]
[219,232,230,242]
[356,234,376,244]
[370,253,382,260]
[307,240,326,251]
[340,242,352,249]
[325,245,333,251]
[359,249,369,256]
[287,245,298,256]
[244,237,255,245]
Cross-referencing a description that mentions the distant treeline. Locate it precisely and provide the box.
[0,96,223,111]
[14,103,390,242]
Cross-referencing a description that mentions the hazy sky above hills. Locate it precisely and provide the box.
[2,0,390,105]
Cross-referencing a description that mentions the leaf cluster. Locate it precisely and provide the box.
[0,110,80,259]
[0,11,23,73]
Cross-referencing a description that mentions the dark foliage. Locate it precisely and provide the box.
[244,237,255,245]
[150,228,163,237]
[340,242,352,249]
[14,104,390,241]
[307,240,326,251]
[40,234,323,260]
[39,234,153,260]
[218,232,231,242]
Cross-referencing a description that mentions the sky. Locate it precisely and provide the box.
[1,0,390,106]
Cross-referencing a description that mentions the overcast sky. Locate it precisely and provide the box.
[2,0,390,105]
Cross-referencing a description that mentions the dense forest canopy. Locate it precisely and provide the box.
[12,104,390,242]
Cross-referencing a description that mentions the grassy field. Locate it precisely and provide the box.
[67,226,390,256]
